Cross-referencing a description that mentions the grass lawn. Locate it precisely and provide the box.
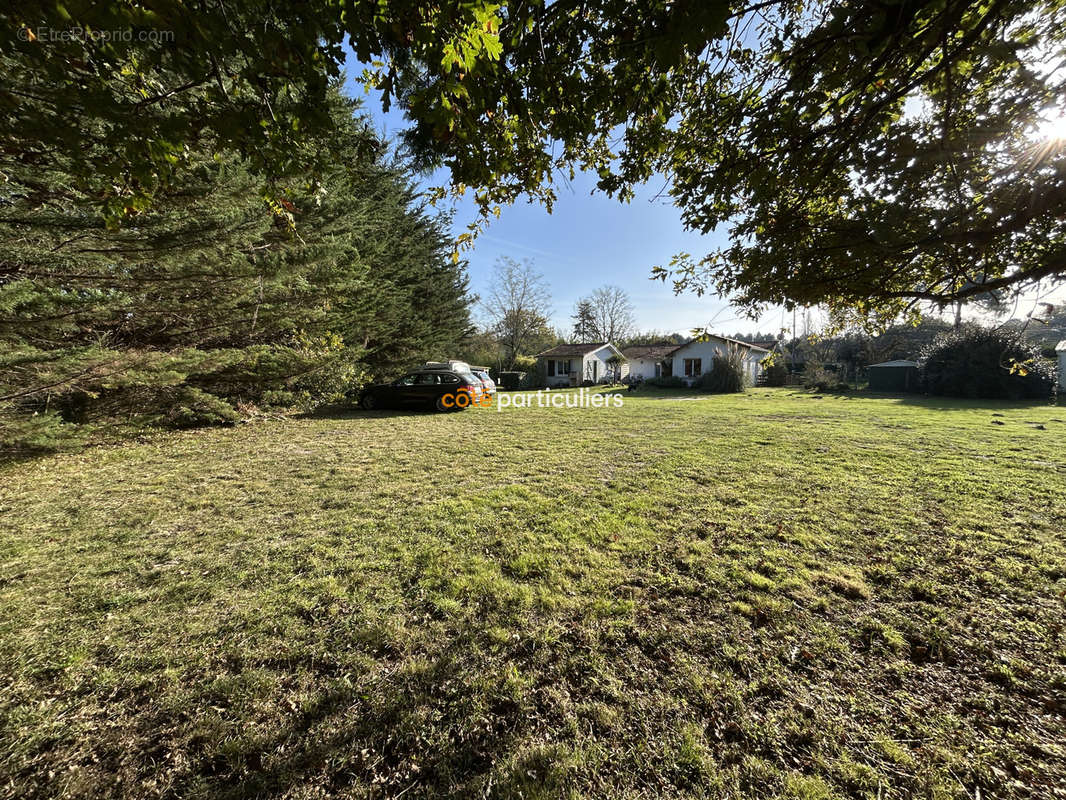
[1,388,1064,799]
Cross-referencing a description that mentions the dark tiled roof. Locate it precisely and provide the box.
[536,342,609,357]
[621,344,681,360]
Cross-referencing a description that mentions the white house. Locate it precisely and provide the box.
[1057,340,1066,390]
[621,344,683,380]
[536,342,625,387]
[668,335,770,385]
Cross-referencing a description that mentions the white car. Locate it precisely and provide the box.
[470,369,496,397]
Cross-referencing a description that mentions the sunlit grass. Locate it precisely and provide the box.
[1,388,1064,798]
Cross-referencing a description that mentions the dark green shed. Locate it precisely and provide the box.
[867,360,920,393]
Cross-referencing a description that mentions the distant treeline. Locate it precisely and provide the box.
[771,313,1065,372]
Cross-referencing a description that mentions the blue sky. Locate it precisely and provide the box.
[342,65,787,339]
[453,174,790,337]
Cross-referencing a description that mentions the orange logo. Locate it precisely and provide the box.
[440,389,492,409]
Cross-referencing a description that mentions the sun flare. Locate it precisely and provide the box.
[1035,111,1066,141]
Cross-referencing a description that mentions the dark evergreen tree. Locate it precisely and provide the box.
[0,88,470,453]
[571,300,596,342]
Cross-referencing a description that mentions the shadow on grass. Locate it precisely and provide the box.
[763,386,1059,411]
[166,623,552,800]
[297,403,460,420]
[888,394,1059,411]
[843,391,1058,411]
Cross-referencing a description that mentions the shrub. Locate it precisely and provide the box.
[802,363,846,392]
[165,386,242,428]
[645,375,686,388]
[497,371,526,391]
[921,325,1057,400]
[0,408,88,456]
[285,332,366,411]
[511,356,545,389]
[696,349,748,393]
[521,370,547,389]
[763,362,788,386]
[512,355,538,373]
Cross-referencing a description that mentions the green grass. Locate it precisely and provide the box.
[1,388,1064,799]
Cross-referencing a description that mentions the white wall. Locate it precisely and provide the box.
[742,351,764,384]
[544,357,576,387]
[670,338,765,385]
[671,339,725,384]
[627,358,661,380]
[543,345,624,386]
[582,345,623,383]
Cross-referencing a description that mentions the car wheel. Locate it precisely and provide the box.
[434,394,464,413]
[361,393,377,410]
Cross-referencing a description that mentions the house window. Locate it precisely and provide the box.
[684,358,702,377]
[557,359,570,375]
[547,360,555,377]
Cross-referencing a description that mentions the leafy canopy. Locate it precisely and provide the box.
[4,1,1065,320]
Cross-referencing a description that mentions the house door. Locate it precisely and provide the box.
[592,361,598,382]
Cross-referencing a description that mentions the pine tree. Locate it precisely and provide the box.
[571,300,596,342]
[0,87,471,453]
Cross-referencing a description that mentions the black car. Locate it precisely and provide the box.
[360,370,484,411]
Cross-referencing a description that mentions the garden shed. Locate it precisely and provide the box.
[867,360,920,393]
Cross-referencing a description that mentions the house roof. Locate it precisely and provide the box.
[535,342,610,358]
[720,336,770,352]
[673,334,771,353]
[869,359,919,368]
[621,344,681,361]
[751,339,781,351]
